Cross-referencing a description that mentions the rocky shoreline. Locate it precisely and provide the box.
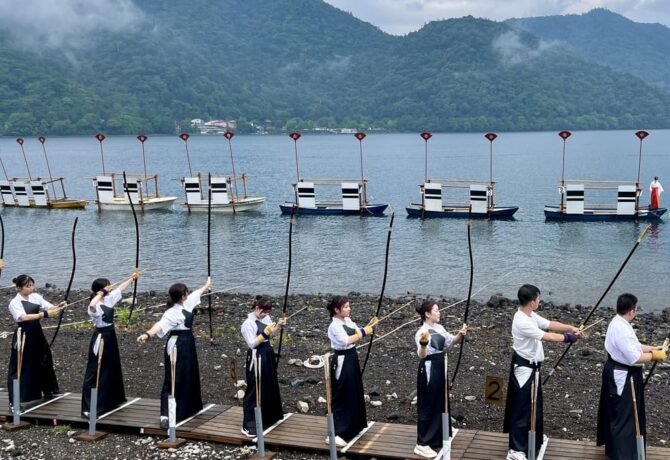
[1,287,669,459]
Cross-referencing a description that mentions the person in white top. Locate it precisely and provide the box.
[503,284,582,460]
[137,277,211,428]
[240,297,287,438]
[413,299,466,459]
[649,176,663,209]
[7,274,66,408]
[81,272,139,417]
[596,293,667,460]
[326,296,379,447]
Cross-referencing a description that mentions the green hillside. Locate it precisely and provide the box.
[0,1,669,135]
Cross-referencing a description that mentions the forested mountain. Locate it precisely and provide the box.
[507,8,670,90]
[1,1,669,135]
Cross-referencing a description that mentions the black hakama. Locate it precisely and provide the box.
[596,357,646,460]
[330,348,367,440]
[160,329,203,421]
[503,352,544,454]
[7,302,59,404]
[81,325,126,415]
[242,340,284,434]
[417,352,451,446]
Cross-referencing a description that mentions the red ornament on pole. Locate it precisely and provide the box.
[635,130,649,140]
[354,132,366,141]
[558,130,572,140]
[179,133,190,142]
[485,132,497,142]
[38,136,46,144]
[420,132,432,141]
[289,132,301,141]
[223,131,235,140]
[137,134,148,143]
[95,133,106,143]
[16,138,24,146]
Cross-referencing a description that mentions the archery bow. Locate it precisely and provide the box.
[544,224,652,385]
[123,171,140,326]
[0,214,4,281]
[207,173,213,345]
[50,217,78,347]
[451,207,474,386]
[275,205,295,368]
[361,211,395,376]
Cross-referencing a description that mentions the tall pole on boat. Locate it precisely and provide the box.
[485,132,497,209]
[635,131,649,213]
[420,132,432,183]
[136,134,148,183]
[0,155,10,181]
[95,133,106,175]
[355,132,367,205]
[179,133,193,177]
[289,132,301,183]
[558,131,572,213]
[37,136,57,198]
[15,138,32,180]
[223,131,239,201]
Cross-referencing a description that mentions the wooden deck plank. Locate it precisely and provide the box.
[1,390,669,459]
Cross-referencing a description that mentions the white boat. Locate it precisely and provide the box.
[181,173,265,213]
[91,134,176,212]
[178,132,266,213]
[93,173,176,211]
[0,137,86,209]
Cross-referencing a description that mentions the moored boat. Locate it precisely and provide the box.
[279,132,388,216]
[91,134,176,212]
[179,132,265,213]
[406,132,518,218]
[544,130,667,221]
[0,137,86,209]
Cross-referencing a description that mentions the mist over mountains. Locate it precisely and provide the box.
[1,1,669,135]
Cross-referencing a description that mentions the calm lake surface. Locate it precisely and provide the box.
[0,131,667,311]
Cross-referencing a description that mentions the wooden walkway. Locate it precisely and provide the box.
[1,390,669,459]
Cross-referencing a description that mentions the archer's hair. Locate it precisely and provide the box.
[12,275,35,289]
[90,278,111,300]
[416,299,437,321]
[326,296,349,317]
[253,296,273,312]
[167,283,189,308]
[616,293,638,315]
[517,284,541,306]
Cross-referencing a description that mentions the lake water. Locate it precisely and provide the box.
[0,131,667,312]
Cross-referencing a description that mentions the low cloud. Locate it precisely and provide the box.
[492,30,557,65]
[0,0,144,50]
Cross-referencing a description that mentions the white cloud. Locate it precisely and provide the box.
[0,0,144,49]
[325,0,670,35]
[492,30,557,65]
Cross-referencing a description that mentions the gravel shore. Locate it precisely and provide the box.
[1,287,669,459]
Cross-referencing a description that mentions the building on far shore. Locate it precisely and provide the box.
[190,119,237,135]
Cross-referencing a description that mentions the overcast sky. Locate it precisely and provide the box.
[324,0,670,35]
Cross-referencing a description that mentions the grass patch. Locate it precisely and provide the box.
[53,423,72,433]
[115,305,143,324]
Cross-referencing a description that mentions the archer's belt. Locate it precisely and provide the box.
[512,352,542,369]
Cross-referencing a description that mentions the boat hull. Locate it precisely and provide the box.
[1,199,87,209]
[280,202,388,216]
[97,197,177,211]
[182,197,266,213]
[544,205,667,221]
[406,204,518,218]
